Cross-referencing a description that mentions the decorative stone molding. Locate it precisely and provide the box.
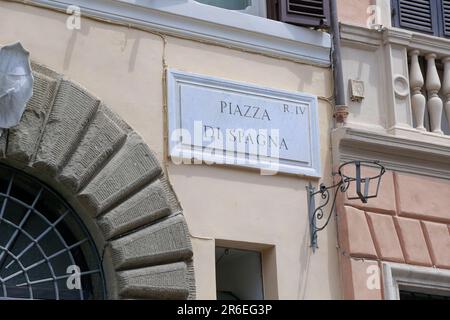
[332,127,450,180]
[383,262,450,300]
[0,62,195,300]
[339,23,383,51]
[442,57,450,129]
[425,53,443,134]
[340,23,450,149]
[341,23,450,58]
[393,74,409,99]
[24,0,331,66]
[409,50,426,131]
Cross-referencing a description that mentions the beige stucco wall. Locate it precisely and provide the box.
[337,0,373,27]
[0,1,340,299]
[340,44,387,130]
[337,0,393,131]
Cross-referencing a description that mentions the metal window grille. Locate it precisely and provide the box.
[0,164,106,300]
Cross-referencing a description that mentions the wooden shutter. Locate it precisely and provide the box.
[267,0,330,28]
[391,0,439,35]
[441,0,450,37]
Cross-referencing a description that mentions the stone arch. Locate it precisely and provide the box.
[0,63,195,300]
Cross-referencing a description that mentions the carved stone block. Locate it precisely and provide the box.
[58,105,127,192]
[8,71,60,163]
[78,133,162,216]
[110,215,192,270]
[98,180,171,239]
[117,262,189,299]
[34,80,100,175]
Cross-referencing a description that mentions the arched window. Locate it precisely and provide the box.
[0,164,106,300]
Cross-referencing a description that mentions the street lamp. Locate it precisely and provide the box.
[307,160,386,252]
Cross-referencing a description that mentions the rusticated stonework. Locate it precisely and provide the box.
[337,165,450,300]
[0,62,195,300]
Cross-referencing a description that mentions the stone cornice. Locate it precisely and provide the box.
[339,23,383,51]
[341,23,450,58]
[20,0,332,66]
[332,127,450,179]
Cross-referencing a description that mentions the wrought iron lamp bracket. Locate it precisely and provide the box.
[306,160,385,252]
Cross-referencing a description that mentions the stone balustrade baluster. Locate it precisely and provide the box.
[425,53,443,134]
[409,50,426,131]
[442,57,450,130]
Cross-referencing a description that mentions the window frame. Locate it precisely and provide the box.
[194,0,267,18]
[240,0,267,17]
[27,0,332,66]
[382,262,450,300]
[281,0,330,27]
[391,0,449,38]
[214,240,278,300]
[215,246,265,300]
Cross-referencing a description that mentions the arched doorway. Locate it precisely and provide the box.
[0,62,195,299]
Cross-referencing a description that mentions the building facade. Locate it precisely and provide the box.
[1,0,449,301]
[335,0,450,300]
[0,0,339,300]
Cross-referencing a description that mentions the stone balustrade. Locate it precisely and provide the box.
[409,50,450,135]
[338,24,450,140]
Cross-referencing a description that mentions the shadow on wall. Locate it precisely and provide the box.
[162,35,330,97]
[61,10,144,72]
[168,161,307,191]
[3,2,149,74]
[297,218,312,299]
[296,188,341,299]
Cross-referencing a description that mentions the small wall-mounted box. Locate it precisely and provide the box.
[349,79,365,102]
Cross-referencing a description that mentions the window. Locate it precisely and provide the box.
[267,0,330,28]
[0,164,105,300]
[195,0,267,17]
[383,262,450,300]
[194,0,330,27]
[29,1,332,67]
[215,247,264,300]
[400,288,450,300]
[391,0,450,38]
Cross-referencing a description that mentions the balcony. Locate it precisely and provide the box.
[408,50,450,135]
[333,24,450,179]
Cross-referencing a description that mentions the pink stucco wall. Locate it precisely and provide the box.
[337,166,450,299]
[337,0,374,27]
